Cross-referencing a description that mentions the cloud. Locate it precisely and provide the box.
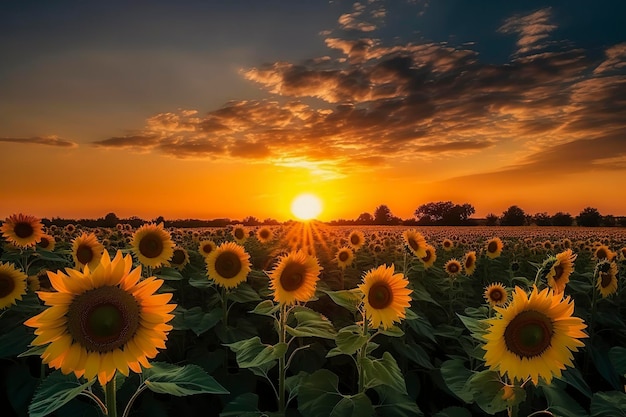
[0,136,78,147]
[337,2,385,32]
[498,8,557,55]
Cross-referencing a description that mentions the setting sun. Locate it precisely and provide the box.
[291,193,323,220]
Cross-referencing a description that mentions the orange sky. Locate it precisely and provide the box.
[1,2,625,222]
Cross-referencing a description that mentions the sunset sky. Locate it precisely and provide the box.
[1,0,625,222]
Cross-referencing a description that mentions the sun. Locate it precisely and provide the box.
[291,193,323,221]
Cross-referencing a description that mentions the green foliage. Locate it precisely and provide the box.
[361,352,407,394]
[29,371,95,417]
[143,362,229,396]
[286,307,337,339]
[224,336,287,369]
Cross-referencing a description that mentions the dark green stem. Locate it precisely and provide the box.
[105,378,117,417]
[357,311,369,393]
[278,303,287,415]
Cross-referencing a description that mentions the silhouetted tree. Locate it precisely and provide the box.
[243,216,260,226]
[356,212,374,224]
[551,212,573,226]
[103,212,119,228]
[154,215,165,225]
[374,205,401,225]
[485,213,499,226]
[501,206,527,226]
[414,201,475,225]
[577,207,602,227]
[532,212,551,226]
[602,215,616,227]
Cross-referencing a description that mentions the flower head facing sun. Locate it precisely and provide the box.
[24,250,176,386]
[544,249,577,294]
[206,242,251,289]
[485,237,504,259]
[169,247,190,271]
[269,250,321,305]
[335,246,355,270]
[483,285,587,385]
[0,262,28,309]
[231,225,247,244]
[130,223,174,268]
[198,239,217,258]
[256,227,273,244]
[403,229,427,258]
[483,283,508,307]
[595,260,618,298]
[359,264,412,330]
[348,230,365,251]
[1,213,44,248]
[72,232,105,271]
[464,251,477,276]
[37,234,56,251]
[444,259,462,277]
[420,244,437,269]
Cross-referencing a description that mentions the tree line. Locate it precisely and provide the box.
[38,202,625,228]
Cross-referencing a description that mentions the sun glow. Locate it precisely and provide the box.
[291,193,323,221]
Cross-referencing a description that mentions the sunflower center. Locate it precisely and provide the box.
[368,282,392,309]
[489,289,503,301]
[171,249,186,265]
[202,244,214,254]
[39,237,50,248]
[465,258,474,268]
[214,252,242,279]
[351,235,360,245]
[487,241,498,253]
[76,244,94,265]
[139,233,163,259]
[260,230,270,239]
[447,263,460,274]
[234,229,245,240]
[408,238,420,252]
[67,286,140,353]
[504,310,553,359]
[0,273,16,298]
[14,222,34,238]
[338,251,350,262]
[596,249,607,259]
[552,265,564,281]
[421,250,432,262]
[600,272,612,288]
[279,262,306,291]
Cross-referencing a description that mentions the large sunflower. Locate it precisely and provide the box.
[593,245,616,262]
[595,260,618,298]
[24,250,176,386]
[72,233,105,271]
[464,251,477,276]
[485,237,504,259]
[420,244,437,269]
[358,264,412,330]
[231,225,247,244]
[206,242,251,289]
[130,223,174,268]
[348,230,365,251]
[256,227,273,244]
[403,229,427,258]
[269,250,321,305]
[198,239,217,258]
[1,213,44,248]
[483,285,587,385]
[483,283,508,307]
[169,247,190,271]
[0,262,28,309]
[545,249,577,294]
[37,234,56,252]
[335,246,355,270]
[444,259,462,277]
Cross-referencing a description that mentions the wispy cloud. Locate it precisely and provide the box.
[498,8,557,55]
[0,136,78,147]
[337,1,386,32]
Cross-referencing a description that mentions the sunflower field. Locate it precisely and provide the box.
[1,214,626,417]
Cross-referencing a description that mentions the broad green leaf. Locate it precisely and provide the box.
[361,352,407,394]
[32,249,70,263]
[143,362,228,396]
[457,314,489,342]
[323,289,362,312]
[391,339,433,369]
[557,367,592,399]
[590,391,626,416]
[374,385,423,417]
[29,371,95,417]
[439,359,474,403]
[410,281,440,306]
[469,370,525,414]
[609,346,626,375]
[0,325,37,359]
[406,314,437,343]
[249,299,279,317]
[541,382,588,417]
[188,272,213,288]
[155,267,184,280]
[589,341,622,390]
[224,337,287,369]
[286,308,336,339]
[220,393,262,417]
[335,326,368,355]
[174,306,223,336]
[228,282,261,303]
[380,325,404,337]
[298,369,375,417]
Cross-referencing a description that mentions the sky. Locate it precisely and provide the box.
[1,0,625,222]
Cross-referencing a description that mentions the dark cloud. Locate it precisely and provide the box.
[0,136,78,147]
[498,8,557,55]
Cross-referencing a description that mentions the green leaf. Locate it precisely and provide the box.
[298,369,375,417]
[228,282,261,303]
[224,337,287,369]
[411,281,440,306]
[249,299,279,317]
[590,391,626,417]
[286,308,337,339]
[155,267,184,280]
[335,326,368,355]
[433,407,472,417]
[220,393,263,417]
[609,346,626,375]
[28,371,95,417]
[557,367,592,399]
[322,289,362,312]
[541,382,588,417]
[374,385,423,417]
[391,338,433,369]
[380,325,404,337]
[188,272,213,288]
[406,314,437,343]
[173,306,223,336]
[469,370,525,414]
[457,314,489,342]
[361,352,407,394]
[589,340,622,390]
[143,362,228,396]
[0,324,37,359]
[439,359,474,403]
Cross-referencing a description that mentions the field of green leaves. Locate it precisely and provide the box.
[1,218,625,417]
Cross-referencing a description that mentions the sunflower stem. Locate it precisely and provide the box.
[104,378,117,417]
[278,303,287,415]
[357,311,369,394]
[221,287,229,327]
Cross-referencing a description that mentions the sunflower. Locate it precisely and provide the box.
[269,250,321,305]
[442,238,454,252]
[256,227,273,244]
[335,246,354,269]
[130,223,174,268]
[24,250,176,386]
[464,251,477,276]
[593,245,615,262]
[348,230,365,250]
[72,233,105,270]
[1,213,44,248]
[403,229,427,258]
[0,262,28,309]
[169,247,190,271]
[482,285,587,385]
[444,259,462,277]
[545,249,577,294]
[619,247,626,261]
[485,237,503,259]
[595,260,618,298]
[206,242,251,289]
[37,234,56,251]
[483,283,508,307]
[420,244,437,269]
[358,264,412,330]
[198,239,217,258]
[231,225,247,244]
